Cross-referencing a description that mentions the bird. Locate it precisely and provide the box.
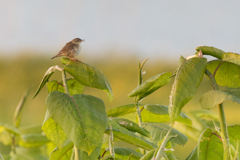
[51,38,84,61]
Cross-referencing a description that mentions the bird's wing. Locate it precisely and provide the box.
[59,42,76,53]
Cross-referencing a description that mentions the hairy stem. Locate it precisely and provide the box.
[109,123,115,158]
[205,69,230,160]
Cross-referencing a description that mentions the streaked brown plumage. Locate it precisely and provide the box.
[51,38,84,61]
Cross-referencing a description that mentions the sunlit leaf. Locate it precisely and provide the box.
[46,91,108,154]
[33,65,59,99]
[199,90,240,109]
[111,118,150,137]
[42,111,68,149]
[0,123,19,135]
[47,78,84,96]
[62,58,113,101]
[142,104,192,126]
[139,149,155,160]
[143,122,188,146]
[128,72,172,101]
[207,60,240,88]
[196,46,225,59]
[106,119,156,150]
[169,57,207,123]
[49,139,74,160]
[222,52,240,66]
[105,147,143,160]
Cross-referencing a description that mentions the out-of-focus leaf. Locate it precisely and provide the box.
[222,52,240,66]
[11,147,48,160]
[19,133,50,147]
[62,58,113,101]
[142,104,192,126]
[47,78,84,96]
[0,154,3,160]
[19,124,43,134]
[105,147,143,160]
[0,130,12,145]
[0,123,19,135]
[207,60,240,88]
[42,112,68,149]
[46,91,108,154]
[143,122,188,146]
[196,46,225,59]
[100,155,114,160]
[199,90,240,109]
[128,72,172,101]
[185,145,198,160]
[169,57,207,123]
[33,65,58,99]
[111,118,150,137]
[49,139,74,160]
[106,120,156,150]
[190,110,218,120]
[13,88,31,127]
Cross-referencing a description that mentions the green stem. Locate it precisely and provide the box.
[62,70,70,95]
[155,128,172,159]
[109,123,115,158]
[135,101,142,127]
[205,69,230,159]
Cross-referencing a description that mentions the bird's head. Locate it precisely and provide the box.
[72,38,84,44]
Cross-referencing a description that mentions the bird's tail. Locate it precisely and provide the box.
[51,54,62,59]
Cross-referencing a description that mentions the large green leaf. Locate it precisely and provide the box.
[62,58,113,101]
[47,78,84,96]
[139,149,155,160]
[49,140,73,160]
[143,123,188,146]
[106,120,156,150]
[105,147,143,160]
[33,66,58,99]
[222,52,240,66]
[207,60,240,88]
[111,118,150,137]
[185,146,198,160]
[42,112,68,149]
[198,128,223,160]
[199,90,240,109]
[128,72,172,102]
[196,46,225,59]
[142,104,192,126]
[169,57,207,123]
[19,133,50,147]
[46,91,108,154]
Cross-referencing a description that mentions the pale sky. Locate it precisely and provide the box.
[1,1,240,58]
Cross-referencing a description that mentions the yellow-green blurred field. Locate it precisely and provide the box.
[1,52,240,159]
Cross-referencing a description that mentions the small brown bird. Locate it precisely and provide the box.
[51,38,84,61]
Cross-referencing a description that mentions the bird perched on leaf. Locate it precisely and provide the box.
[51,38,84,61]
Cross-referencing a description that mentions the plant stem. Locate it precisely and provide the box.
[109,123,115,158]
[205,69,230,159]
[135,101,142,127]
[62,70,70,95]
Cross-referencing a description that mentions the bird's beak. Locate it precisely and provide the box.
[81,39,85,42]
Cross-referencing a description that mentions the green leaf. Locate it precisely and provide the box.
[207,60,240,88]
[222,52,240,66]
[19,133,50,147]
[11,147,48,160]
[19,124,43,134]
[49,139,74,160]
[198,128,223,160]
[185,145,198,160]
[199,90,240,109]
[169,57,207,123]
[0,130,12,145]
[46,91,108,154]
[0,123,19,135]
[128,72,172,101]
[196,46,225,59]
[111,118,150,137]
[47,78,84,96]
[106,119,156,150]
[33,66,58,99]
[13,88,31,127]
[42,112,68,149]
[143,122,188,146]
[139,149,155,160]
[142,104,192,126]
[0,154,3,160]
[105,147,143,160]
[62,58,113,101]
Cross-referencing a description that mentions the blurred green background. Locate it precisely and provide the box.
[1,52,240,159]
